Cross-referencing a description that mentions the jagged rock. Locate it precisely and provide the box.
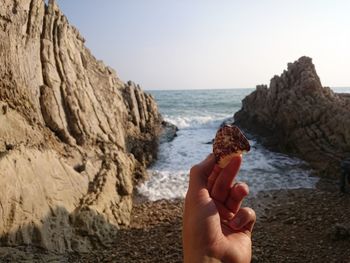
[160,120,178,143]
[234,56,350,177]
[0,0,161,252]
[122,81,162,169]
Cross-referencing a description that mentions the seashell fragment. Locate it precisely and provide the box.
[213,125,250,168]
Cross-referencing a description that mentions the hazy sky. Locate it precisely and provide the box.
[57,0,350,90]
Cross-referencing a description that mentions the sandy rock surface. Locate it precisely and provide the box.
[0,0,162,252]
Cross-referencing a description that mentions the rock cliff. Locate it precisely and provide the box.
[0,0,162,252]
[234,56,350,178]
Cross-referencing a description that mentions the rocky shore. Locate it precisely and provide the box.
[0,0,164,252]
[72,187,350,263]
[234,57,350,178]
[1,185,349,262]
[1,0,349,262]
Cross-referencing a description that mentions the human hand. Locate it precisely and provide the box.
[183,154,256,263]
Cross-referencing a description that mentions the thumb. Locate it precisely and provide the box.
[189,154,216,192]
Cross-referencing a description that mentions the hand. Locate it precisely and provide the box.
[183,154,256,263]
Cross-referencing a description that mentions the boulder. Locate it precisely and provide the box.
[234,56,350,177]
[0,0,161,252]
[159,120,178,143]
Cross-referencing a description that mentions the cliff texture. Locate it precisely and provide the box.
[0,0,161,252]
[234,57,350,178]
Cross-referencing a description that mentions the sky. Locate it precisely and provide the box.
[57,0,350,90]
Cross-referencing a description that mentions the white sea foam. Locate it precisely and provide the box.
[138,133,318,201]
[138,170,189,201]
[164,114,226,130]
[137,90,319,201]
[137,118,318,201]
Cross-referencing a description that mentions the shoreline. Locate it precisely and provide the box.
[1,186,349,262]
[128,186,350,262]
[74,184,350,262]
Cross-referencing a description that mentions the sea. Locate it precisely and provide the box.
[137,87,350,201]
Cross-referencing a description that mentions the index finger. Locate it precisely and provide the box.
[207,165,222,192]
[210,156,242,202]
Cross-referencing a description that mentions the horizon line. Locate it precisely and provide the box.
[144,86,350,91]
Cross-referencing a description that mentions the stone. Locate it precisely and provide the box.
[0,0,162,252]
[160,120,178,143]
[331,223,350,240]
[234,56,350,178]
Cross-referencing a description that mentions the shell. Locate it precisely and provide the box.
[213,125,250,168]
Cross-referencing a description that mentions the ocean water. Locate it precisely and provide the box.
[333,87,350,93]
[137,87,349,201]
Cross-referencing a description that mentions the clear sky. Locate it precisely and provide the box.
[57,0,350,90]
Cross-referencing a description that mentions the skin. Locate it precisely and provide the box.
[183,154,256,263]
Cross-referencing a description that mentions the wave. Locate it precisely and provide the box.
[164,115,230,130]
[139,137,319,201]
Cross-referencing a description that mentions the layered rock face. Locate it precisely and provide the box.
[235,57,350,177]
[0,0,161,252]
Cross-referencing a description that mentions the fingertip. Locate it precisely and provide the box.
[199,154,217,176]
[205,153,215,162]
[189,154,217,190]
[198,154,216,168]
[231,182,249,198]
[190,154,214,174]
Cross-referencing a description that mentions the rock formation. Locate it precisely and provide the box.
[234,56,350,178]
[159,120,178,143]
[0,0,162,252]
